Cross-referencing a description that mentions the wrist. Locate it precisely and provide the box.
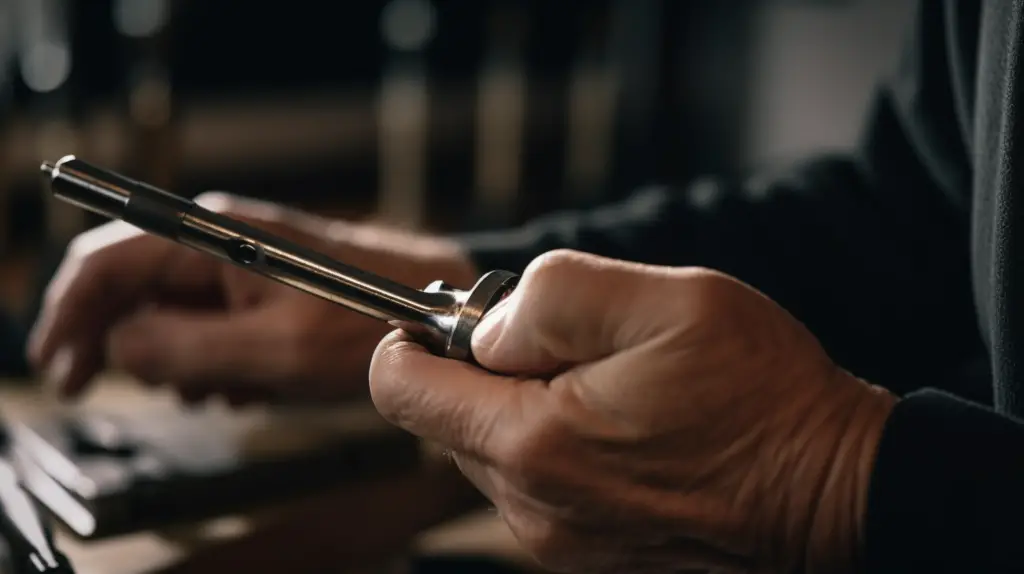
[806,371,897,574]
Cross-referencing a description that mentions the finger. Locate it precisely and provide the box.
[470,249,679,375]
[42,342,103,400]
[106,307,301,391]
[369,330,548,462]
[194,191,332,239]
[28,193,313,391]
[27,222,219,386]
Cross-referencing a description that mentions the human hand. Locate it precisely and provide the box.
[28,192,478,405]
[368,249,897,573]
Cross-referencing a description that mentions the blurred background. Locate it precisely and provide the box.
[0,0,913,374]
[0,2,924,570]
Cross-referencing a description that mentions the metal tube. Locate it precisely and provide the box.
[40,155,518,362]
[41,156,453,327]
[173,210,456,326]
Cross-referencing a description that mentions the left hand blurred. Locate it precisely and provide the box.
[27,192,478,405]
[368,249,896,573]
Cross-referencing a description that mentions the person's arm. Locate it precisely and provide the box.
[864,390,1024,572]
[460,2,1024,571]
[858,5,1024,567]
[457,3,983,399]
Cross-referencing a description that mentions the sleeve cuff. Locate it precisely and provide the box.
[864,389,1024,572]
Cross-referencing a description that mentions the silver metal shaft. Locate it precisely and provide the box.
[40,155,518,361]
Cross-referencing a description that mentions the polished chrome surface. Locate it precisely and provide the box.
[435,270,518,360]
[176,211,457,330]
[40,156,132,220]
[40,156,518,361]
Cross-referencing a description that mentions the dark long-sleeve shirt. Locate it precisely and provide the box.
[457,1,1024,571]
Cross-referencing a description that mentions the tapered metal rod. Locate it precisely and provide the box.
[40,155,518,361]
[41,155,449,324]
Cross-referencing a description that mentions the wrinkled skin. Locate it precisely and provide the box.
[369,249,896,574]
[28,192,478,405]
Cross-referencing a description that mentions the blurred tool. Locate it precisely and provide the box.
[40,155,517,362]
[0,459,73,573]
[9,400,418,539]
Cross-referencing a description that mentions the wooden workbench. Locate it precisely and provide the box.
[0,378,536,574]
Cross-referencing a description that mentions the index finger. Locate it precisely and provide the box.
[27,191,304,369]
[368,330,548,463]
[27,221,217,384]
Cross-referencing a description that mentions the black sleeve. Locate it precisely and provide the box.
[864,390,1024,572]
[463,1,1024,571]
[457,3,984,399]
[862,2,1024,571]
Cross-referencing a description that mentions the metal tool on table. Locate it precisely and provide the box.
[0,459,73,573]
[39,155,519,362]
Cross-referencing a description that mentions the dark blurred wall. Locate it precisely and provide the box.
[0,0,924,375]
[742,0,915,166]
[0,0,919,260]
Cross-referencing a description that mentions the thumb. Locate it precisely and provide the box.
[107,307,293,389]
[470,249,670,375]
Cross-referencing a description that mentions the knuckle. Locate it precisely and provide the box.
[195,192,289,229]
[689,266,739,293]
[523,249,585,287]
[193,191,238,213]
[64,232,89,260]
[678,265,724,288]
[65,224,107,259]
[366,334,418,420]
[518,250,595,324]
[676,267,740,311]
